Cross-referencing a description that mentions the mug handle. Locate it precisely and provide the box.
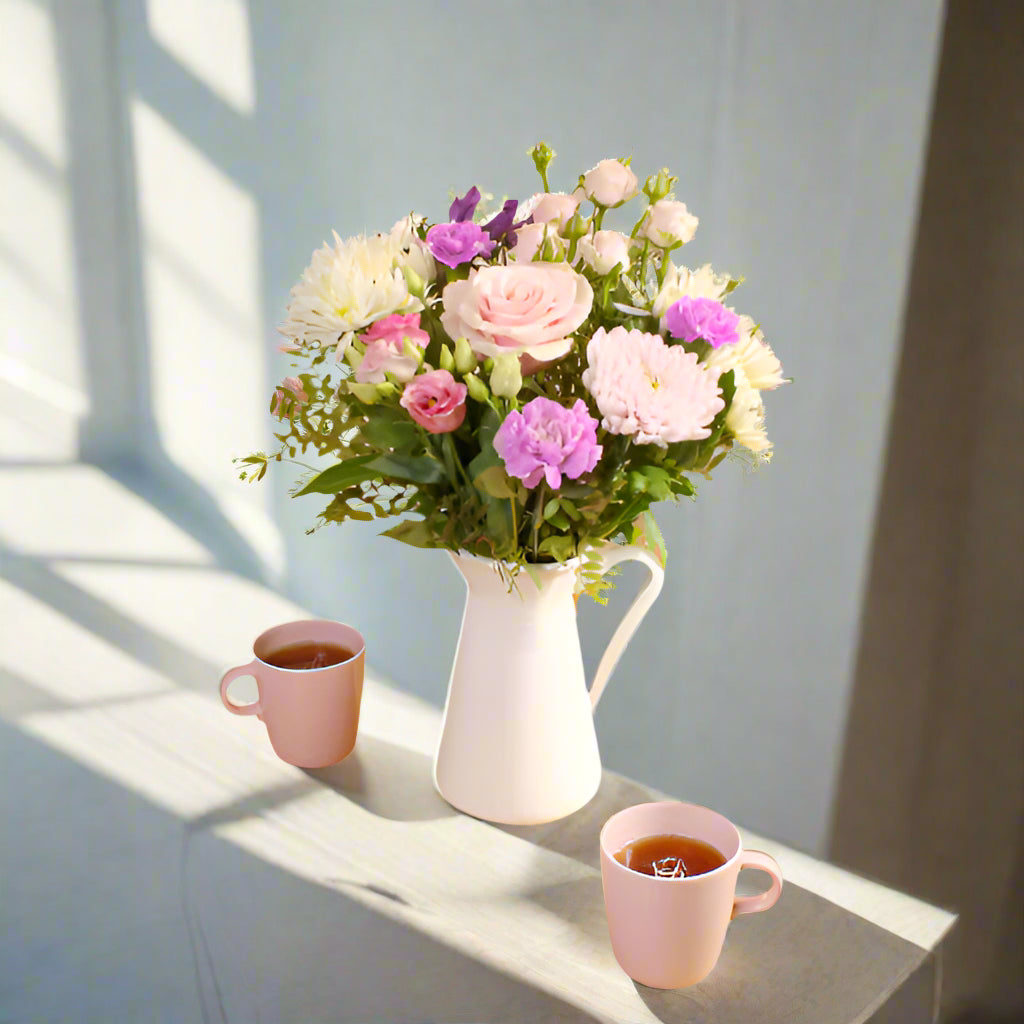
[587,544,665,709]
[219,661,264,716]
[732,850,784,917]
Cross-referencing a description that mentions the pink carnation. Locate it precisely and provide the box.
[493,397,601,489]
[581,326,724,446]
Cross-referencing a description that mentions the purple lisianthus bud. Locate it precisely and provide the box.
[663,296,741,348]
[493,396,602,490]
[426,221,495,269]
[483,199,519,242]
[449,186,481,223]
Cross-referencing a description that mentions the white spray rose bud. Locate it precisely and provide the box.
[642,199,699,248]
[578,230,632,275]
[581,158,639,207]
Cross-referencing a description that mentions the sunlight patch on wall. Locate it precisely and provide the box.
[50,560,306,667]
[130,97,263,495]
[145,0,255,116]
[0,117,84,403]
[0,464,210,560]
[0,0,67,166]
[0,579,172,703]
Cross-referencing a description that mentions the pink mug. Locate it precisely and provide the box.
[219,619,365,768]
[600,801,783,989]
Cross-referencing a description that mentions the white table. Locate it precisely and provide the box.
[0,463,955,1023]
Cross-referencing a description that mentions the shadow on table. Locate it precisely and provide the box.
[0,717,602,1024]
[305,733,459,823]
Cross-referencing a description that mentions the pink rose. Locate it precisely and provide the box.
[528,191,582,229]
[440,263,594,363]
[355,313,430,383]
[581,159,639,207]
[399,369,467,434]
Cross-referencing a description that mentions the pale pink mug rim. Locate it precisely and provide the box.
[600,800,744,884]
[251,618,365,673]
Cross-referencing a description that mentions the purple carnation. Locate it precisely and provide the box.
[493,397,602,490]
[663,296,740,348]
[449,186,481,222]
[426,221,495,269]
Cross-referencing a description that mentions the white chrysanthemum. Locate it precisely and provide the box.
[706,315,786,390]
[726,365,771,454]
[652,262,731,317]
[279,231,421,350]
[389,214,437,285]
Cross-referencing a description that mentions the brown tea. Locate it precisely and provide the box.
[263,641,356,670]
[614,833,727,879]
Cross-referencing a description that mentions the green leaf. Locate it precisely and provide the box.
[537,534,575,561]
[559,497,581,521]
[474,465,517,499]
[547,509,571,530]
[367,453,445,485]
[360,407,418,453]
[543,497,561,520]
[636,464,674,501]
[379,519,435,548]
[294,455,379,496]
[486,499,514,551]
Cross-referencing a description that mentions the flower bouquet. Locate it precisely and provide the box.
[238,144,786,599]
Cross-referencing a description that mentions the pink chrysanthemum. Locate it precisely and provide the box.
[581,326,724,446]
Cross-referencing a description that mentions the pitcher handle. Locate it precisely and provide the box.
[587,544,665,709]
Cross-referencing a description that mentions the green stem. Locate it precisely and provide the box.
[509,497,518,544]
[532,482,546,561]
[448,433,472,488]
[593,205,606,230]
[539,167,550,192]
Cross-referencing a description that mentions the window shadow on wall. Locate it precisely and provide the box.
[828,2,1024,1019]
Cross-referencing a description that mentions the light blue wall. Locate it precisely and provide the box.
[105,0,944,853]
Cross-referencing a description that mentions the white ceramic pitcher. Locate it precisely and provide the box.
[433,544,665,824]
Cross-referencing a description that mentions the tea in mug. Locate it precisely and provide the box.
[614,833,727,879]
[263,641,356,671]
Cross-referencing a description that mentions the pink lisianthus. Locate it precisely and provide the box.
[399,369,467,434]
[272,376,308,416]
[282,376,308,402]
[493,397,601,489]
[355,313,430,383]
[441,263,593,364]
[581,326,724,446]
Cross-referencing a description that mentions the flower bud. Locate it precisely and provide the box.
[643,168,676,202]
[438,344,455,372]
[490,353,523,398]
[401,264,426,299]
[347,381,379,404]
[529,141,556,180]
[454,336,476,374]
[464,372,490,403]
[402,336,425,365]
